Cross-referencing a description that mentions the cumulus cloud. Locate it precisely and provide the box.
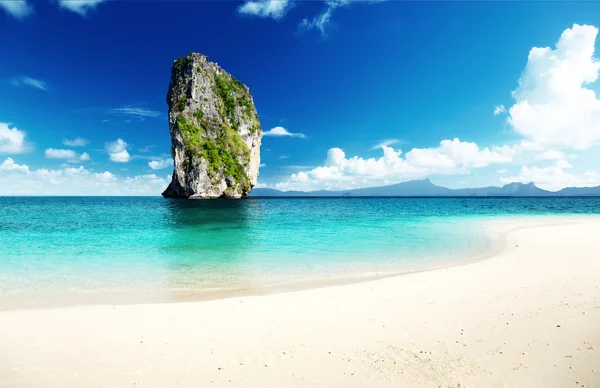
[0,122,30,154]
[405,138,516,170]
[63,137,89,147]
[493,105,505,116]
[58,0,105,15]
[370,139,399,151]
[508,24,600,150]
[45,148,90,163]
[94,171,116,182]
[0,158,169,195]
[0,0,32,19]
[106,138,130,163]
[9,76,48,91]
[501,160,600,191]
[0,157,29,172]
[274,138,516,191]
[238,0,291,19]
[148,158,173,170]
[263,126,306,138]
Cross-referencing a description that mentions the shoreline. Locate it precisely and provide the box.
[0,214,596,312]
[1,216,599,387]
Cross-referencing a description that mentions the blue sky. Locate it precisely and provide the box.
[2,0,600,194]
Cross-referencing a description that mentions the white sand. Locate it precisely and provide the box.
[1,217,599,387]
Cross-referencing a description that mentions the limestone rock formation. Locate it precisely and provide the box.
[162,53,262,199]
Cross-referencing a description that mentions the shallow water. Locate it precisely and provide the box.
[1,196,599,308]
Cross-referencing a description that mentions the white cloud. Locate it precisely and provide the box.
[123,174,170,193]
[0,158,169,196]
[0,157,29,172]
[493,105,505,116]
[370,139,399,151]
[274,138,515,191]
[0,0,32,19]
[501,160,599,191]
[298,0,383,36]
[259,163,266,167]
[9,76,47,91]
[405,138,516,169]
[58,0,105,15]
[63,137,89,147]
[106,138,130,163]
[238,0,291,19]
[497,169,507,174]
[279,155,289,159]
[94,171,115,182]
[508,24,600,150]
[109,150,129,163]
[109,106,161,119]
[0,122,30,154]
[148,158,173,170]
[263,126,306,138]
[298,5,335,36]
[45,148,90,163]
[534,149,565,161]
[45,148,76,160]
[275,146,420,191]
[137,145,155,153]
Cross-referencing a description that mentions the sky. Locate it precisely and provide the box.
[2,0,600,195]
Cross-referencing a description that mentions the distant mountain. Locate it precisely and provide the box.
[249,179,600,197]
[557,186,600,196]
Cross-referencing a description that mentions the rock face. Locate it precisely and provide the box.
[162,53,262,199]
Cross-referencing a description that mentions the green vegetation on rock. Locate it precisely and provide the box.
[239,95,253,119]
[176,114,250,193]
[193,108,204,121]
[214,74,238,121]
[176,115,203,154]
[173,56,193,74]
[176,95,187,111]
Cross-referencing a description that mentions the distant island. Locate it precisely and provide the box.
[250,179,600,197]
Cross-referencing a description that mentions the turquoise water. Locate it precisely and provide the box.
[1,197,599,308]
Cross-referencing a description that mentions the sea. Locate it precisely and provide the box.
[1,196,599,309]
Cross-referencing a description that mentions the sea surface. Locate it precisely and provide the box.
[1,196,599,309]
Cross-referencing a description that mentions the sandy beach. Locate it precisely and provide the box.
[1,217,599,387]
